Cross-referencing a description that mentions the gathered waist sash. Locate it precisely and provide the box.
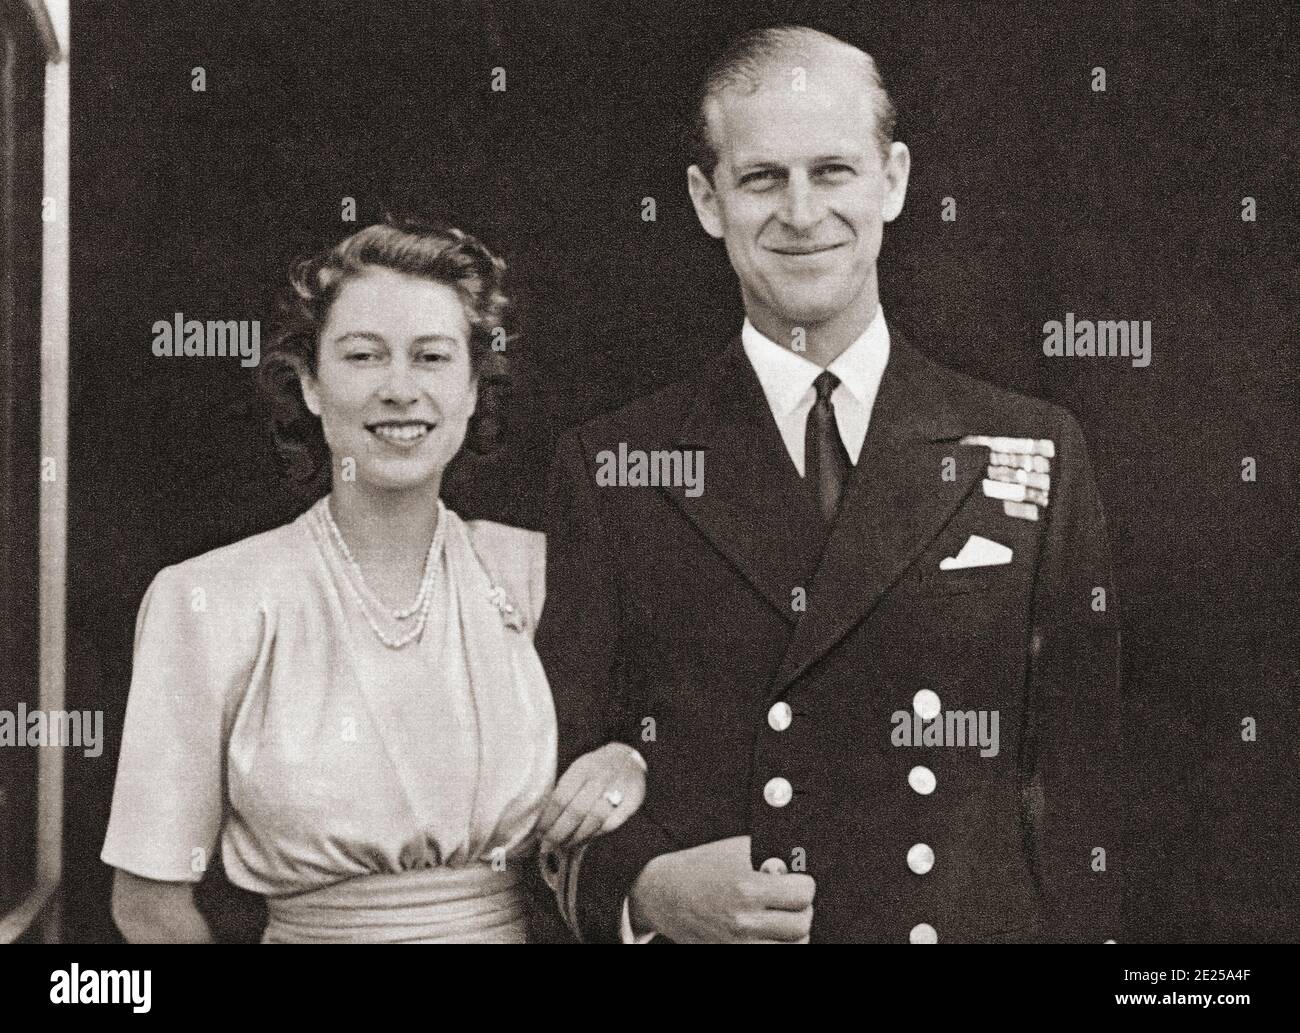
[263,865,526,944]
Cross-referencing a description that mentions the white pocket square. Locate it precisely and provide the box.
[939,535,1013,570]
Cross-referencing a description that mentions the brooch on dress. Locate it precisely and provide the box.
[487,585,527,632]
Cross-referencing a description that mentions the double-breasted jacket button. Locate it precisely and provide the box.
[907,843,935,875]
[912,689,941,720]
[908,765,936,795]
[759,857,789,875]
[763,776,793,808]
[909,922,938,944]
[767,701,792,732]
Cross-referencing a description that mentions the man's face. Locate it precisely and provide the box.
[687,58,910,339]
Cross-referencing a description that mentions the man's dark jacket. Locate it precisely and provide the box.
[536,331,1123,943]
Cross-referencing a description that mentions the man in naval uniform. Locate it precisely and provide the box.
[536,25,1122,943]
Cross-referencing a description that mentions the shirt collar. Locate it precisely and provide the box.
[740,306,891,415]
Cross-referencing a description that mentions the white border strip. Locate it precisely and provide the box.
[35,0,69,943]
[0,0,67,945]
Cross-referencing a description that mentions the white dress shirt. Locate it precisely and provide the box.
[739,306,891,475]
[617,307,892,943]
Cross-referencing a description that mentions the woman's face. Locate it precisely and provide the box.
[301,266,478,493]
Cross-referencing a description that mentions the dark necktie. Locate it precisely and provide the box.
[805,370,851,523]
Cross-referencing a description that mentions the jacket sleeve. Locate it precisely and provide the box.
[1024,411,1125,942]
[535,429,679,943]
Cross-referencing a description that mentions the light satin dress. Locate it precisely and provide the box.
[101,497,556,943]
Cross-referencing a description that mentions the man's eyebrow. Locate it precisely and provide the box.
[732,161,788,179]
[812,152,864,163]
[732,151,865,171]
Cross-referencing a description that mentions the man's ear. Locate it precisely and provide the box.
[882,141,911,223]
[300,367,322,418]
[686,165,725,239]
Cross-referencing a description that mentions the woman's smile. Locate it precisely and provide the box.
[366,419,436,448]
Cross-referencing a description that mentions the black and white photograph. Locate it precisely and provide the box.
[0,0,1296,1005]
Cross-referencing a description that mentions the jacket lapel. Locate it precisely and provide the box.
[659,338,823,623]
[771,333,985,693]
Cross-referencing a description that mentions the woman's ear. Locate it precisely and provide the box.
[299,367,322,418]
[465,372,479,419]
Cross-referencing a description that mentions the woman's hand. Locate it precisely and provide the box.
[537,742,646,852]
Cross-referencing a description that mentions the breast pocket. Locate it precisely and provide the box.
[912,563,1016,599]
[904,499,1040,600]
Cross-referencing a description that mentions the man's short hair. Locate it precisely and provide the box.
[687,25,898,181]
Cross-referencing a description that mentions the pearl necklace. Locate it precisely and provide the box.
[316,500,445,650]
[322,501,440,620]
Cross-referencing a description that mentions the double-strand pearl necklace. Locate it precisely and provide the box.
[318,500,445,650]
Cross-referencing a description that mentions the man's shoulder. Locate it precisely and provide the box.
[904,339,1084,443]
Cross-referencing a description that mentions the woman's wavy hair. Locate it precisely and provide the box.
[259,216,512,487]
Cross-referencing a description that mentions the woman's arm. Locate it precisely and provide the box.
[536,741,647,851]
[111,869,215,944]
[103,563,263,942]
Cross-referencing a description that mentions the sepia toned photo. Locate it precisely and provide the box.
[1,0,1295,985]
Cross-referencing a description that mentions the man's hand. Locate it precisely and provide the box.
[628,836,815,943]
[537,742,646,851]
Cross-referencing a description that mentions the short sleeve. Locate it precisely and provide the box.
[100,564,265,883]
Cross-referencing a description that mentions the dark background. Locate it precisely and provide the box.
[64,0,1297,942]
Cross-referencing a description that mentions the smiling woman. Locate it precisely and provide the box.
[259,217,511,491]
[98,218,648,943]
